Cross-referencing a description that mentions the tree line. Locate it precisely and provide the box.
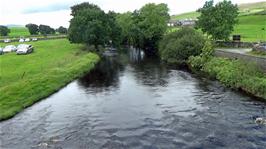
[68,2,170,55]
[68,0,238,55]
[26,24,68,35]
[0,24,67,36]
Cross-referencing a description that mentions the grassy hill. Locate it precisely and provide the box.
[8,27,30,37]
[233,15,266,42]
[171,1,266,42]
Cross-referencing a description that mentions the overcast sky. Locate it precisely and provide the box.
[0,0,263,28]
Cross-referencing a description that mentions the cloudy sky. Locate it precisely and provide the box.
[0,0,263,28]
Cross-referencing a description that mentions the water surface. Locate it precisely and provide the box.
[1,49,266,149]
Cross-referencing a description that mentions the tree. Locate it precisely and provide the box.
[159,27,206,64]
[68,2,120,49]
[116,12,134,45]
[56,26,67,34]
[129,3,170,55]
[39,25,55,35]
[196,0,239,40]
[106,11,122,47]
[0,26,10,36]
[25,23,39,35]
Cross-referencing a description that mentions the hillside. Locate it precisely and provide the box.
[171,1,266,42]
[171,1,266,20]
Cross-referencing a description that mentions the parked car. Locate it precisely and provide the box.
[25,38,31,42]
[3,45,17,53]
[4,39,11,43]
[0,47,3,55]
[32,38,38,41]
[19,38,24,42]
[16,44,34,55]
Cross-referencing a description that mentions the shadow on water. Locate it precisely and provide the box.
[1,48,266,149]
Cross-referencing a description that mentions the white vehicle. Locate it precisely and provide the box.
[16,44,34,55]
[19,38,24,42]
[32,38,38,41]
[3,45,17,53]
[4,39,11,43]
[25,38,31,42]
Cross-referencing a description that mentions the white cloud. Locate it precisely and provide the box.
[0,0,263,28]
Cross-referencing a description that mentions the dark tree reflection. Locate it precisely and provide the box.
[78,56,125,93]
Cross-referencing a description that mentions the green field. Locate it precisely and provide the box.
[171,1,266,42]
[8,27,30,37]
[233,15,266,42]
[171,12,200,20]
[0,39,99,120]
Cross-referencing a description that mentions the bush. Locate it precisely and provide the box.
[189,41,214,71]
[199,57,266,99]
[159,27,206,64]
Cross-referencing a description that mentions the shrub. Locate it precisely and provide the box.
[159,27,206,64]
[202,57,266,99]
[188,41,214,71]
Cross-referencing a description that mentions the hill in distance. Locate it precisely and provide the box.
[171,1,266,20]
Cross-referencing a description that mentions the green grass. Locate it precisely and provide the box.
[233,15,266,42]
[171,12,200,20]
[238,1,266,11]
[0,39,100,120]
[8,27,30,37]
[249,50,266,57]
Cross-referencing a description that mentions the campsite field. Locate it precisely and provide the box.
[0,39,99,120]
[8,27,30,37]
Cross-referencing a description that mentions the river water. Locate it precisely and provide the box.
[1,49,266,149]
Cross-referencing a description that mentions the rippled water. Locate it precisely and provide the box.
[1,49,266,149]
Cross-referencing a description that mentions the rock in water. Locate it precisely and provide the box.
[255,118,266,125]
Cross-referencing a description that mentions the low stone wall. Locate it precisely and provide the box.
[215,41,255,48]
[214,49,266,71]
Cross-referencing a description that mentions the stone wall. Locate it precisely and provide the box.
[215,49,266,71]
[215,41,255,48]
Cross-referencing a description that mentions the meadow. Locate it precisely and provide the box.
[0,39,99,120]
[170,1,266,42]
[8,27,30,37]
[233,15,266,42]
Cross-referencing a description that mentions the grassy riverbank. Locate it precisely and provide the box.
[189,45,266,100]
[0,39,100,120]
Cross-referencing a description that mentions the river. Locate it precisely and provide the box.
[1,49,266,149]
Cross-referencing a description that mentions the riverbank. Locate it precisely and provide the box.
[189,46,266,100]
[0,39,100,121]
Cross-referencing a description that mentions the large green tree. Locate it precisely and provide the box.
[68,2,121,49]
[116,12,134,45]
[25,23,39,35]
[56,26,68,34]
[196,0,239,40]
[0,26,10,36]
[39,25,55,35]
[116,3,170,54]
[134,3,170,54]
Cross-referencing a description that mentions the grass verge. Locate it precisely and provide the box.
[0,39,100,120]
[189,50,266,99]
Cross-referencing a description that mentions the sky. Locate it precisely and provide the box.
[0,0,263,28]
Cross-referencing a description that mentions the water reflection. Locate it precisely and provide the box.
[1,48,266,149]
[78,56,124,93]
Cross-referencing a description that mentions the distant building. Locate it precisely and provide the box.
[168,18,197,27]
[168,20,180,27]
[179,19,197,26]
